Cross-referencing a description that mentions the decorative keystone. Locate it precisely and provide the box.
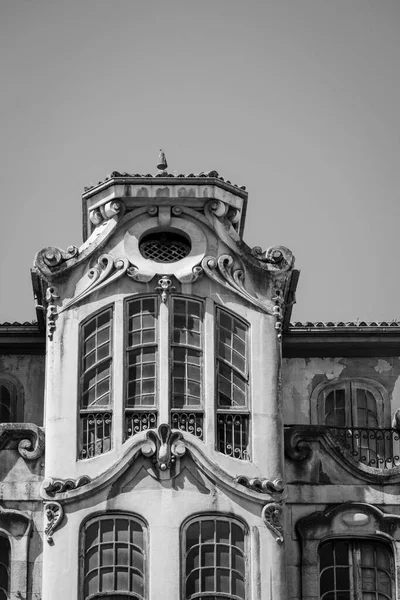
[141,423,186,471]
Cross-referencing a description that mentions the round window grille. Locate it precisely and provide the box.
[139,232,191,263]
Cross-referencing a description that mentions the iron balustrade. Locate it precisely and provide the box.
[326,426,400,469]
[217,413,250,460]
[125,411,157,438]
[171,411,203,439]
[80,412,112,459]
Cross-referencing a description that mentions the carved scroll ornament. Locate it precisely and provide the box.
[60,254,129,313]
[43,475,91,498]
[46,285,59,340]
[202,255,274,315]
[141,423,186,471]
[0,423,45,460]
[236,476,286,496]
[44,501,64,544]
[262,502,284,544]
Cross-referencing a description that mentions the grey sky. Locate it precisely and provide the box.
[1,0,399,322]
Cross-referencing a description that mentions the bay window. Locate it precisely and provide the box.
[125,297,158,439]
[216,308,250,460]
[183,516,247,600]
[171,297,204,438]
[78,296,252,460]
[79,307,113,459]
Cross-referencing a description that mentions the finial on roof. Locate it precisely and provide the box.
[157,149,168,171]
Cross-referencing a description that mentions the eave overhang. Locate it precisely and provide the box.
[283,326,400,357]
[81,175,248,241]
[0,325,45,355]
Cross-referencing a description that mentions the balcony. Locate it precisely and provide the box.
[285,425,400,473]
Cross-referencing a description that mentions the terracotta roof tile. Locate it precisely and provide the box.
[290,321,400,329]
[84,170,246,193]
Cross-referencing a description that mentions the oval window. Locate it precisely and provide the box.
[139,231,191,263]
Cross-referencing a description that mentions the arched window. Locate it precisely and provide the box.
[183,516,246,600]
[319,539,393,599]
[0,380,19,423]
[79,307,113,459]
[82,514,147,600]
[0,536,10,600]
[313,379,389,467]
[216,308,250,460]
[318,381,383,428]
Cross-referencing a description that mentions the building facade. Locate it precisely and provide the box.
[1,160,400,599]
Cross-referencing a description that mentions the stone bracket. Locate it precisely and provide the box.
[0,423,45,460]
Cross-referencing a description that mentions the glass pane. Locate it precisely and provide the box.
[202,568,215,592]
[115,567,129,590]
[216,568,230,593]
[217,544,230,568]
[202,544,215,567]
[100,544,114,567]
[100,567,114,591]
[100,519,114,543]
[201,521,215,543]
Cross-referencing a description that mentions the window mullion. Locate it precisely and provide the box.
[158,297,170,423]
[352,543,362,600]
[204,298,215,446]
[113,299,124,450]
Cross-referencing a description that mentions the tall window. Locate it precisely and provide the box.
[216,308,250,460]
[183,517,246,600]
[0,537,10,600]
[171,298,203,438]
[318,381,387,467]
[79,308,113,459]
[83,514,146,600]
[321,383,379,428]
[319,539,393,599]
[0,381,18,423]
[125,297,158,439]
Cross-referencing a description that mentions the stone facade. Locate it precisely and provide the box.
[0,164,399,599]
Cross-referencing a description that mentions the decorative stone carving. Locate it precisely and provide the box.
[0,423,45,460]
[44,501,63,544]
[155,276,176,303]
[43,475,91,497]
[178,265,203,284]
[205,199,241,226]
[262,502,284,544]
[251,245,294,271]
[236,476,286,495]
[89,200,125,227]
[60,254,129,312]
[45,286,59,340]
[202,255,274,314]
[272,282,285,340]
[40,245,79,268]
[141,423,186,471]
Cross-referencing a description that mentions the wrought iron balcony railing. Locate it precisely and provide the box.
[327,426,400,469]
[285,424,400,470]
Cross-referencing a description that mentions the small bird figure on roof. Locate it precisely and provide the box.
[157,149,168,171]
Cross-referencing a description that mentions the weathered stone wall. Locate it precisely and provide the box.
[282,356,400,424]
[283,356,400,599]
[0,354,45,425]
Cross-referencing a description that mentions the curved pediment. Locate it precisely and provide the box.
[42,425,286,505]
